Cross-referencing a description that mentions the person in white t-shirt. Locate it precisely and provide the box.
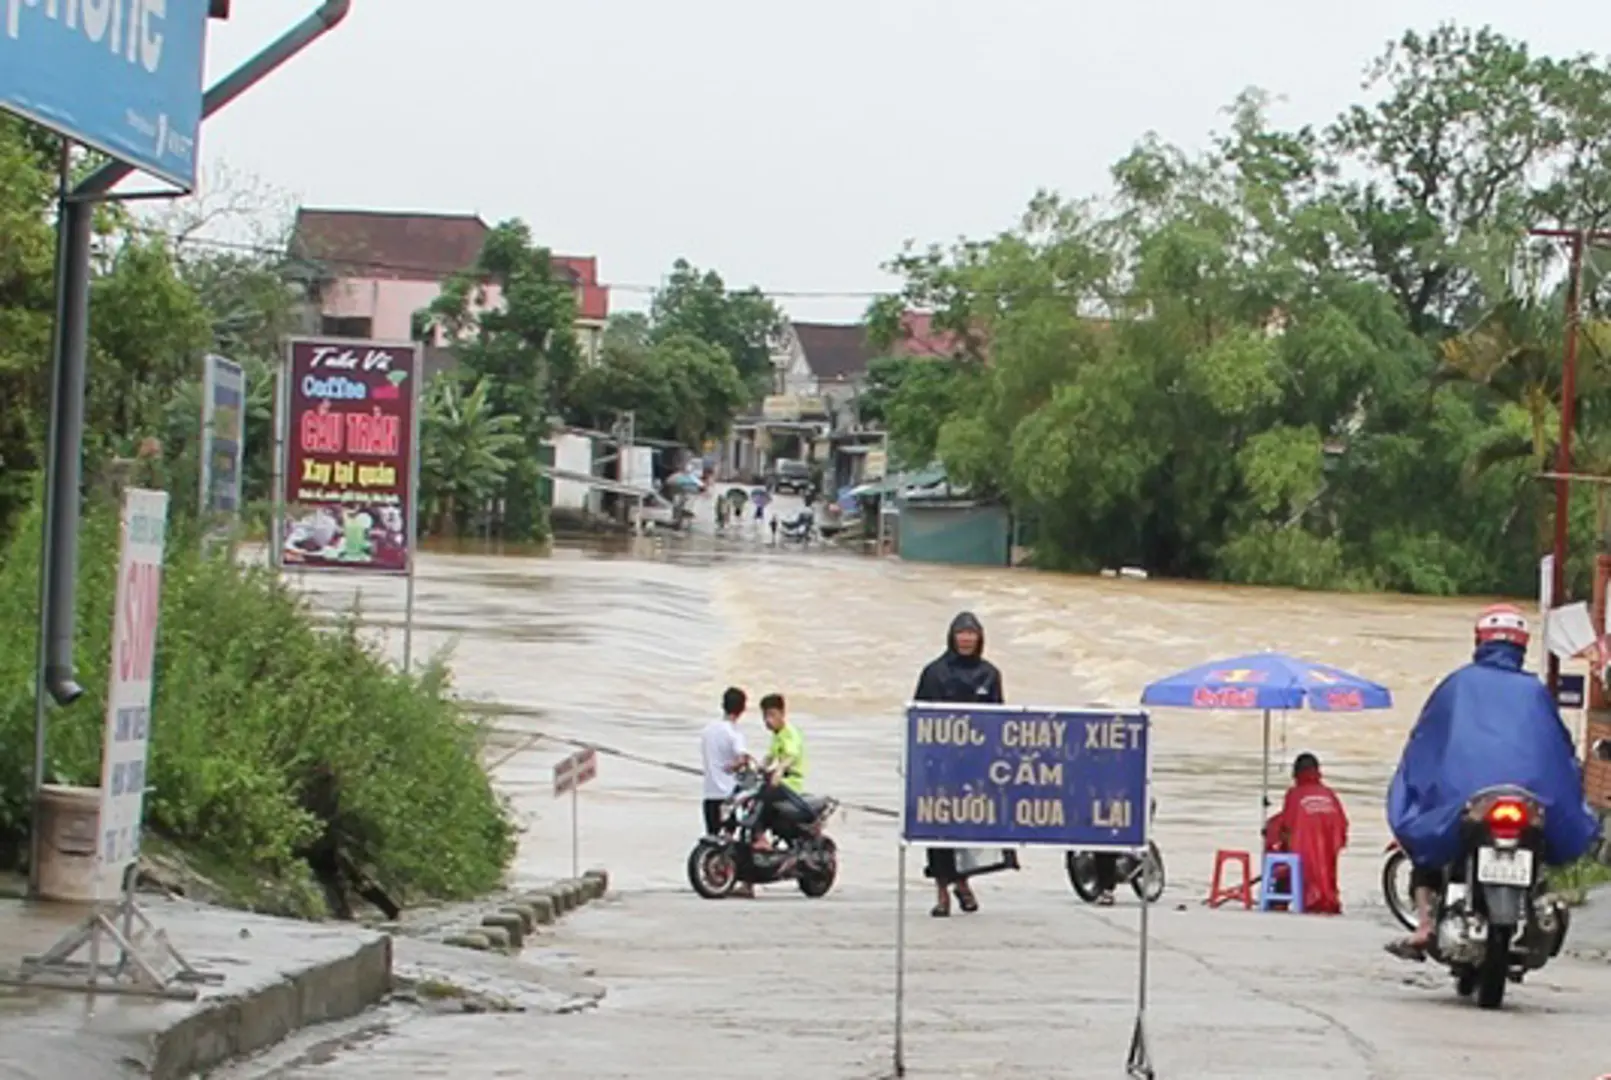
[701,687,750,837]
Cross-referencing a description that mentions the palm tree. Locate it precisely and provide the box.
[420,375,524,537]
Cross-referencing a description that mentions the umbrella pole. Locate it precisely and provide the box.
[1260,708,1271,850]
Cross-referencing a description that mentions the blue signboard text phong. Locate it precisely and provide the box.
[1,0,209,189]
[902,705,1150,851]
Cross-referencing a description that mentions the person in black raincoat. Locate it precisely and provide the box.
[914,611,1017,916]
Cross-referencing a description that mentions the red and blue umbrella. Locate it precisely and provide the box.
[1141,652,1393,840]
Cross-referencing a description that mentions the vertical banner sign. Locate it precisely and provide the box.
[895,705,1155,1079]
[97,488,170,901]
[199,354,245,546]
[279,338,419,575]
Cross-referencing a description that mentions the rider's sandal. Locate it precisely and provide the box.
[1097,891,1116,907]
[930,903,950,918]
[1384,938,1427,962]
[955,885,979,913]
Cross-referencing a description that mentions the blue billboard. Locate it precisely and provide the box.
[902,705,1150,850]
[200,353,244,519]
[1,0,209,189]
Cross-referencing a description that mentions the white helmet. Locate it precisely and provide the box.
[1475,604,1530,648]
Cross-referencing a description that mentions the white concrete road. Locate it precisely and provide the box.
[252,871,1611,1079]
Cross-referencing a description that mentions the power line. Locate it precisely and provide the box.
[132,223,910,302]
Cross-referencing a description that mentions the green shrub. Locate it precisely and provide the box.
[0,496,515,906]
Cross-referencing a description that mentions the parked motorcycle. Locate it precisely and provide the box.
[686,766,839,900]
[1421,786,1570,1009]
[1066,842,1166,904]
[1067,797,1164,904]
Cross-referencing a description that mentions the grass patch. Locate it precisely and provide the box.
[0,495,516,912]
[1552,856,1611,906]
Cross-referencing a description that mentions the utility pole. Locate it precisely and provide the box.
[1529,227,1611,696]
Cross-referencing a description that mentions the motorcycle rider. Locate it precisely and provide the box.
[1386,604,1601,960]
[755,693,815,843]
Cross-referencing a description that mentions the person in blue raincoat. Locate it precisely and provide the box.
[1385,604,1601,959]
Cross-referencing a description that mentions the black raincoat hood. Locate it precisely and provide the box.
[947,611,985,661]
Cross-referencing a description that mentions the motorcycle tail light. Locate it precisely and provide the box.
[1486,798,1529,841]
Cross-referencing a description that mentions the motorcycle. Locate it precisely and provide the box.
[1382,840,1416,931]
[777,510,818,545]
[1421,786,1570,1009]
[1066,842,1166,904]
[687,766,839,900]
[1067,797,1164,904]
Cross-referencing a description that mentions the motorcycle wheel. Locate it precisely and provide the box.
[1475,924,1512,1009]
[1065,851,1102,903]
[687,839,739,900]
[1381,849,1417,932]
[1131,842,1166,903]
[798,837,838,898]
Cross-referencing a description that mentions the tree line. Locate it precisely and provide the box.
[0,121,781,548]
[864,23,1611,596]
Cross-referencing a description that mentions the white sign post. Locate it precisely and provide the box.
[0,489,220,1000]
[96,488,167,897]
[553,747,598,878]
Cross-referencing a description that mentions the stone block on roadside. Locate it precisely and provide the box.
[522,894,556,924]
[504,904,537,933]
[583,868,609,897]
[444,931,491,951]
[478,924,512,950]
[548,884,576,913]
[482,912,525,948]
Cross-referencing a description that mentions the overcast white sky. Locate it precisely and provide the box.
[191,0,1604,322]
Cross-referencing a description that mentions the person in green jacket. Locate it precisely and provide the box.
[756,693,814,841]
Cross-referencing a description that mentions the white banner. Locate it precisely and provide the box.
[96,488,170,900]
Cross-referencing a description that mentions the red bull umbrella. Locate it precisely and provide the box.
[1140,652,1393,843]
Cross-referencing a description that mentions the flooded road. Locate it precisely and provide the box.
[228,489,1611,1078]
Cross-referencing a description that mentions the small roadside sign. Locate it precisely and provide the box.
[553,747,598,796]
[553,747,597,877]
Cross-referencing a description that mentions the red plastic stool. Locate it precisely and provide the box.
[1207,849,1253,909]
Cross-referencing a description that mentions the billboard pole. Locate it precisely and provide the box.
[893,843,907,1078]
[402,342,422,673]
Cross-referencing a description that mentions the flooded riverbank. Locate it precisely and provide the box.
[290,496,1495,910]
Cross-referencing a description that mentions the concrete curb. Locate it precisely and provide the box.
[433,868,610,954]
[150,934,392,1080]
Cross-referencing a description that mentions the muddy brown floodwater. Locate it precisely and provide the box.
[231,489,1611,1079]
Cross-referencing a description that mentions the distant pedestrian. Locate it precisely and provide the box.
[914,612,1015,916]
[769,516,779,544]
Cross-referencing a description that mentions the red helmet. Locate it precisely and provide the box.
[1475,603,1530,648]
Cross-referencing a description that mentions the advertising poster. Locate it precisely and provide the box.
[97,488,169,900]
[280,337,419,575]
[199,354,245,537]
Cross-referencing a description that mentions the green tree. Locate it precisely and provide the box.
[649,258,782,390]
[0,117,59,537]
[421,220,582,541]
[571,325,746,448]
[420,375,524,536]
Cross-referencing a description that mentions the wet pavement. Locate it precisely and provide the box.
[241,486,1611,1077]
[0,896,387,1080]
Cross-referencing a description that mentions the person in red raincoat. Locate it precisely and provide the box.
[1262,752,1349,914]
